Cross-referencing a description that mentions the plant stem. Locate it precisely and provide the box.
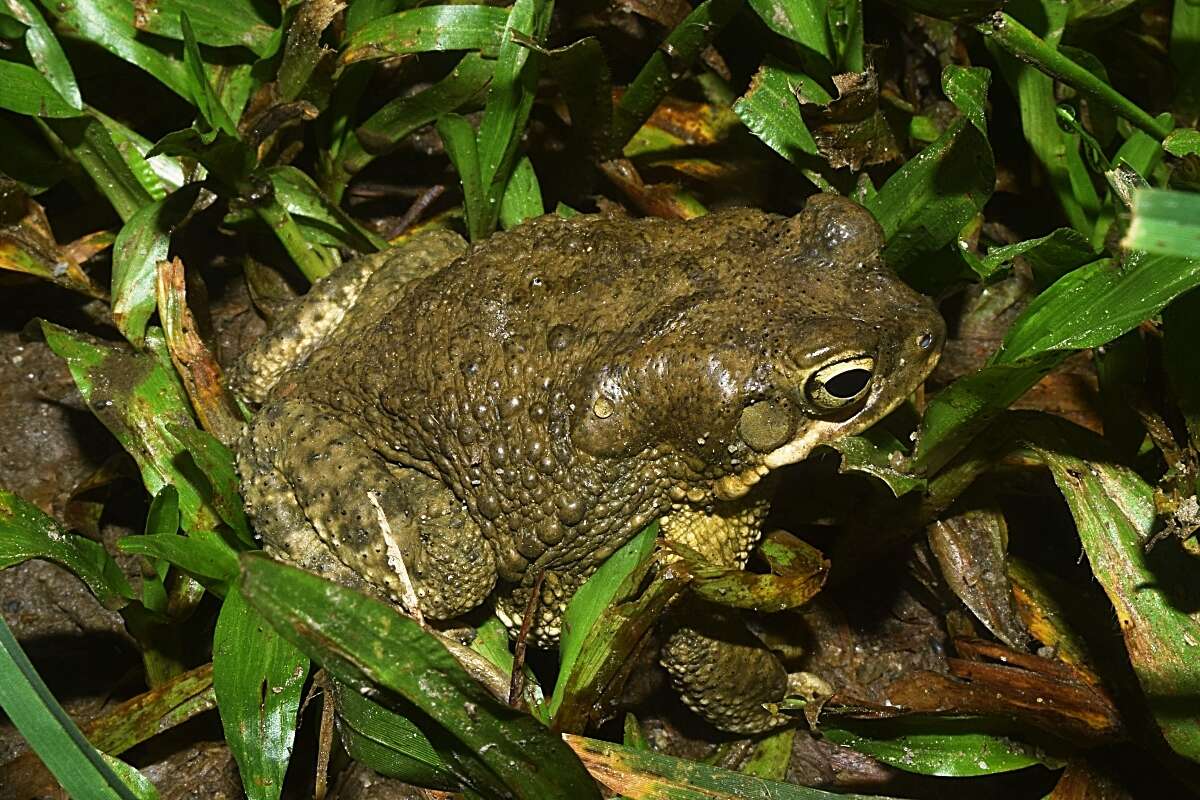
[254,196,335,282]
[976,12,1172,141]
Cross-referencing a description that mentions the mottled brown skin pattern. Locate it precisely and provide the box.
[234,195,945,734]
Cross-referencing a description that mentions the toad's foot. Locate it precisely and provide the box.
[659,495,790,734]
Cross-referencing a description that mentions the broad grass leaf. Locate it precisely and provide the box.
[213,588,309,800]
[0,490,133,609]
[237,553,600,798]
[112,185,202,347]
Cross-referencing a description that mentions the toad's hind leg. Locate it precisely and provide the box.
[239,398,497,619]
[660,499,789,734]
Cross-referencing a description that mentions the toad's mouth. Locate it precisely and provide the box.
[712,420,842,501]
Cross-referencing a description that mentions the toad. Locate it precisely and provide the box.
[233,195,944,733]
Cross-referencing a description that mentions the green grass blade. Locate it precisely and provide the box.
[748,0,833,61]
[40,0,192,100]
[867,65,994,276]
[251,192,338,282]
[820,718,1054,776]
[213,587,309,800]
[7,0,81,110]
[475,0,552,227]
[1172,0,1200,119]
[995,251,1200,363]
[179,11,238,137]
[610,0,743,153]
[332,683,457,789]
[1027,418,1200,763]
[126,0,280,57]
[118,530,239,594]
[498,154,543,229]
[984,1,1100,235]
[732,58,821,163]
[335,52,493,188]
[914,355,1064,475]
[1124,188,1200,261]
[550,523,658,719]
[268,165,386,253]
[341,5,510,64]
[977,12,1171,140]
[437,112,487,241]
[566,733,903,799]
[237,553,601,799]
[0,615,142,800]
[46,114,155,222]
[0,61,82,117]
[41,323,226,533]
[111,184,202,347]
[0,490,133,609]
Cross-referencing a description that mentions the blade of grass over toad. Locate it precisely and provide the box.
[47,115,155,222]
[6,0,81,110]
[564,734,903,799]
[39,0,192,100]
[333,53,492,192]
[867,65,994,276]
[609,0,744,155]
[732,58,820,164]
[1026,417,1200,763]
[0,490,133,609]
[112,184,202,347]
[237,553,601,799]
[341,5,511,64]
[976,12,1172,140]
[550,523,657,719]
[1124,189,1200,260]
[213,588,309,800]
[128,0,280,57]
[0,616,142,800]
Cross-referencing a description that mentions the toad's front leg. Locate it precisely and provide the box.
[660,499,791,734]
[238,398,498,620]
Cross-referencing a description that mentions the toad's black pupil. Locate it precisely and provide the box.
[825,368,872,399]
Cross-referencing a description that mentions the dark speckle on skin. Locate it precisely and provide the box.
[233,195,945,733]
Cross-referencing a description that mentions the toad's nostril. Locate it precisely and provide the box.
[738,400,795,453]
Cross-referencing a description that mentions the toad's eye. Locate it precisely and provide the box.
[805,356,874,411]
